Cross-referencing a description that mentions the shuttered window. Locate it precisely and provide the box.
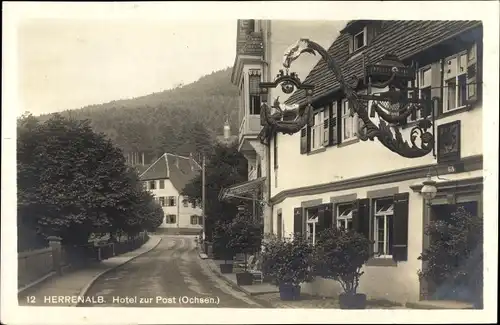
[299,126,311,154]
[293,207,304,238]
[330,101,338,146]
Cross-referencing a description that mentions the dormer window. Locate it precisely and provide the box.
[352,27,367,53]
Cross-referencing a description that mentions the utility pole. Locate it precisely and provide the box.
[202,155,206,241]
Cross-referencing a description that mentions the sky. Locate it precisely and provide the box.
[17,19,237,115]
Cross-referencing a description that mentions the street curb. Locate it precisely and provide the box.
[200,257,274,308]
[73,236,162,307]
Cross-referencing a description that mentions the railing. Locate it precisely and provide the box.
[18,247,53,289]
[18,232,149,290]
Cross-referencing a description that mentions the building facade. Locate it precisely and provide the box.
[226,19,346,233]
[231,20,483,304]
[140,153,203,230]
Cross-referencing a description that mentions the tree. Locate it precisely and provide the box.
[17,114,159,248]
[313,228,372,296]
[227,209,263,271]
[181,141,248,241]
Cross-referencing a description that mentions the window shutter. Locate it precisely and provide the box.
[466,42,480,105]
[336,102,342,144]
[352,198,370,239]
[328,102,338,146]
[306,125,312,152]
[300,128,307,154]
[319,203,334,230]
[392,192,409,262]
[348,35,354,54]
[293,207,304,237]
[430,60,443,116]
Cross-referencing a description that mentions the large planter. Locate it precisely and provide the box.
[279,283,301,301]
[339,293,367,309]
[219,263,233,274]
[236,272,253,286]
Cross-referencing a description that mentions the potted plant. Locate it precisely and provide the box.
[313,227,372,309]
[418,205,483,308]
[227,211,263,286]
[212,221,234,274]
[261,234,313,300]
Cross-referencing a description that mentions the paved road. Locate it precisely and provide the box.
[80,235,261,308]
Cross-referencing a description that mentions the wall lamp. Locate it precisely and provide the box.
[420,166,456,205]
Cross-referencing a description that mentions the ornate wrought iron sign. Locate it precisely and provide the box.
[264,38,437,159]
[258,69,315,145]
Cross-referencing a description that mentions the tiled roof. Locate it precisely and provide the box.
[139,153,201,192]
[165,153,201,193]
[286,20,482,105]
[139,155,168,181]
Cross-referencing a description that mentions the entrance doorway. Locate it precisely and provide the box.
[425,198,483,306]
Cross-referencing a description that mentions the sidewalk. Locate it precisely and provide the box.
[200,252,408,309]
[18,235,162,307]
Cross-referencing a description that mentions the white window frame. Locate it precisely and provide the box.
[443,50,468,113]
[353,27,367,52]
[167,196,176,207]
[336,204,353,230]
[341,99,358,142]
[190,215,198,225]
[373,198,394,258]
[306,209,319,246]
[159,180,165,189]
[310,110,325,151]
[166,214,176,224]
[149,180,156,190]
[408,65,432,122]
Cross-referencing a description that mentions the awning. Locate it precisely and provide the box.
[218,177,266,201]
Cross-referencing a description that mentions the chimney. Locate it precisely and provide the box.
[223,117,231,140]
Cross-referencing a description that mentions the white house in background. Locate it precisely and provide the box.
[225,19,483,305]
[140,153,203,230]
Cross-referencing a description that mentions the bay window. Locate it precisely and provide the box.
[249,72,261,115]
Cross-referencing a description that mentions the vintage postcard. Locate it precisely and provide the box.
[2,1,498,324]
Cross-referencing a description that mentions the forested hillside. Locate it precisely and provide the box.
[37,68,239,164]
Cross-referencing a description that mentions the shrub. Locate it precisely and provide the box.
[261,234,313,286]
[313,227,372,295]
[227,210,263,271]
[418,205,483,303]
[212,220,233,262]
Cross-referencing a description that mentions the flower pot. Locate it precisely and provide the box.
[279,283,301,301]
[339,293,367,309]
[219,263,233,274]
[236,272,253,286]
